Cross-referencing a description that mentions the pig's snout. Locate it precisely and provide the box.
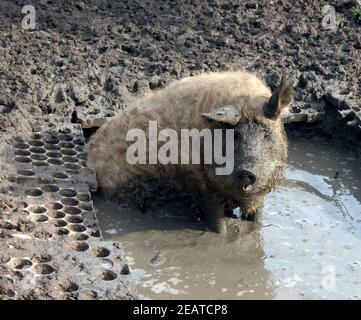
[236,169,257,192]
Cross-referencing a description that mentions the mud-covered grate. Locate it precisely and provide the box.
[338,106,361,130]
[0,124,136,300]
[10,126,96,189]
[284,106,323,124]
[0,238,135,300]
[2,183,99,241]
[326,91,361,131]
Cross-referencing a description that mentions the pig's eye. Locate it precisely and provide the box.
[264,130,272,139]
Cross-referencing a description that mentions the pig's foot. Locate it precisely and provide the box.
[203,204,227,234]
[240,207,263,223]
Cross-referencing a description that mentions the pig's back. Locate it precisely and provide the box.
[136,71,272,130]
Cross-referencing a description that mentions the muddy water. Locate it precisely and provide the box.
[94,136,361,299]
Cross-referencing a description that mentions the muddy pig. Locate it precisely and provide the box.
[87,71,293,233]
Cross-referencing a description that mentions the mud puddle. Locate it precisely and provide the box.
[94,136,361,299]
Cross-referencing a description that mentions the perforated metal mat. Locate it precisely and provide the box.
[0,124,136,300]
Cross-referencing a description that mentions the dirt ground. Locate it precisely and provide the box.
[1,0,360,134]
[0,0,360,299]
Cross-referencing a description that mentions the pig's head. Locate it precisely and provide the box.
[202,75,293,212]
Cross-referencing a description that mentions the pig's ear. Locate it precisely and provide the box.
[201,105,242,126]
[263,74,293,120]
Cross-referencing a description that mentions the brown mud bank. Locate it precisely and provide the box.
[1,0,360,132]
[1,0,360,299]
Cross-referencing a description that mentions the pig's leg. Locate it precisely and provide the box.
[241,207,263,222]
[203,203,227,234]
[254,207,263,223]
[239,196,264,222]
